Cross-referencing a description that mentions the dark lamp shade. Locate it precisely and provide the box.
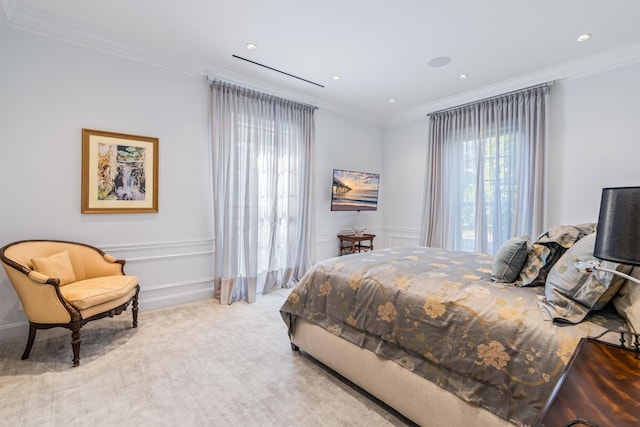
[594,186,640,266]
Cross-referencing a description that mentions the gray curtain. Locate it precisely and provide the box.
[420,85,548,254]
[211,81,316,304]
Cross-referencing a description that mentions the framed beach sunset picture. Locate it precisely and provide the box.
[331,168,380,211]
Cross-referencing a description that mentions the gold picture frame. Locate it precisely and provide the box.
[81,128,158,214]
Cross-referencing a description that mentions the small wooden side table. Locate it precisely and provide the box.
[338,234,375,256]
[535,336,640,427]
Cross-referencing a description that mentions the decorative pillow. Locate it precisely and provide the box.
[612,267,640,333]
[31,250,77,285]
[518,223,596,287]
[540,233,631,323]
[491,236,530,282]
[517,243,551,286]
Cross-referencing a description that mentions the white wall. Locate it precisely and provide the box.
[0,27,214,339]
[314,110,384,261]
[381,61,640,243]
[381,119,428,247]
[546,62,640,225]
[0,27,384,340]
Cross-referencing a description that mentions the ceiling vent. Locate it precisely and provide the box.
[232,55,324,88]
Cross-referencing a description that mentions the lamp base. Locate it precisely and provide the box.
[563,419,601,427]
[573,259,640,284]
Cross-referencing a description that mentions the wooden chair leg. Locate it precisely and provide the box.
[132,290,139,328]
[71,326,81,367]
[21,324,37,360]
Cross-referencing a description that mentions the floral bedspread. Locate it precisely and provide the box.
[280,247,626,426]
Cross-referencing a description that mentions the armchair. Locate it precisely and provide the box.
[0,240,139,367]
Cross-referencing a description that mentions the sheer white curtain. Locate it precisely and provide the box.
[211,81,315,304]
[420,85,548,254]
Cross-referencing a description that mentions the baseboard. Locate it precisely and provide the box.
[0,320,29,341]
[140,280,214,311]
[0,278,215,342]
[384,227,421,247]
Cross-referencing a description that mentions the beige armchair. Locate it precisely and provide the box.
[0,240,139,367]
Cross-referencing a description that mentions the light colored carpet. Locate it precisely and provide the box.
[0,290,414,427]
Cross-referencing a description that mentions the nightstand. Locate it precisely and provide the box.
[337,233,375,256]
[535,335,640,427]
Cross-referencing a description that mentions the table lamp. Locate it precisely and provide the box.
[575,186,640,284]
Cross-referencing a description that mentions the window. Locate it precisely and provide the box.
[459,131,518,252]
[421,86,548,255]
[211,81,315,303]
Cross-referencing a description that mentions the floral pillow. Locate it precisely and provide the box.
[539,233,631,323]
[517,243,551,286]
[612,267,640,333]
[518,223,596,287]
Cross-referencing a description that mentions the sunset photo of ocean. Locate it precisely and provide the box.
[331,169,380,211]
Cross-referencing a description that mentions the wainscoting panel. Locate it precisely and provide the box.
[101,239,215,312]
[386,227,421,248]
[316,233,341,262]
[101,239,214,262]
[0,239,216,341]
[0,231,427,341]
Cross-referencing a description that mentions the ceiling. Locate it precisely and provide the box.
[3,0,640,125]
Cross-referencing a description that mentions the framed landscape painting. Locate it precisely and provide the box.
[81,128,158,214]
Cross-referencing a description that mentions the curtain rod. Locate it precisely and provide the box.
[207,76,319,110]
[427,81,555,117]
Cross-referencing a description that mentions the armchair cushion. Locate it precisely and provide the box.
[31,250,77,285]
[60,275,139,310]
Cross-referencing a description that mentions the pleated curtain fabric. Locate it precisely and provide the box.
[210,81,316,304]
[420,85,548,254]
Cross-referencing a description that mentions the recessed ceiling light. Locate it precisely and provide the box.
[577,34,591,42]
[459,74,468,80]
[333,75,341,81]
[428,56,452,68]
[246,43,257,50]
[388,98,396,104]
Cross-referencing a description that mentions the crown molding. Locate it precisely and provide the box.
[206,72,383,125]
[387,41,640,126]
[3,2,385,126]
[3,2,209,78]
[6,2,640,128]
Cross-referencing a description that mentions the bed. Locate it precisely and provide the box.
[280,242,630,426]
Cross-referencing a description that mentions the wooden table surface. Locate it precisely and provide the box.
[536,338,640,426]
